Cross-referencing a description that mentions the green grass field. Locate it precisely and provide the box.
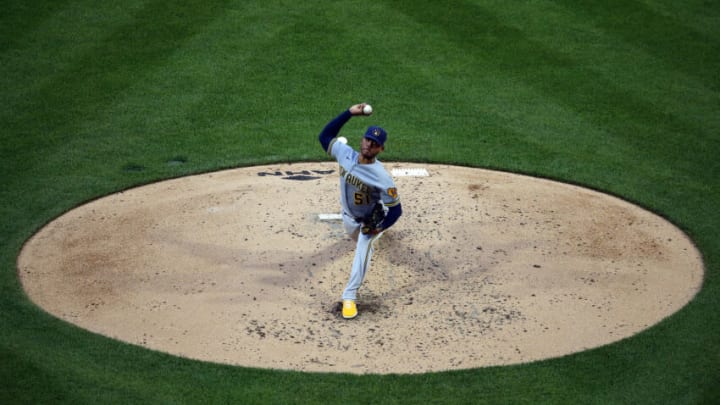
[2,0,719,403]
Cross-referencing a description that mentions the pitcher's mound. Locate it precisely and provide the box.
[18,162,703,374]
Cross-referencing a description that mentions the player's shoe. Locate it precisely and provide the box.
[342,299,358,319]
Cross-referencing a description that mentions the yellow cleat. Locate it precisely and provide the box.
[342,299,358,319]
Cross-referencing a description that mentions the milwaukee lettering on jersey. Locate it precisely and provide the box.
[339,166,370,193]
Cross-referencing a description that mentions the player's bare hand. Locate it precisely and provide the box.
[349,103,369,116]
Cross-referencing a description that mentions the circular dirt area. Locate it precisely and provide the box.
[18,162,703,374]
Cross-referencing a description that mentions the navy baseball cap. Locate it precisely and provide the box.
[364,126,387,146]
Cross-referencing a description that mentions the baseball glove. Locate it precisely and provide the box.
[361,202,386,235]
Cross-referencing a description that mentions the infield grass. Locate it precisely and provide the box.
[2,0,719,403]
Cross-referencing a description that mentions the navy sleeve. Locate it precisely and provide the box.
[319,109,353,152]
[380,203,402,230]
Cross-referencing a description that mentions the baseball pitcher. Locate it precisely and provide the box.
[318,103,402,319]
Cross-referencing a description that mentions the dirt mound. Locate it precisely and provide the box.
[18,163,703,374]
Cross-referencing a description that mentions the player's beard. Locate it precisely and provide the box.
[360,148,378,163]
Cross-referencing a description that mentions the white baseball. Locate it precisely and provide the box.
[363,104,373,115]
[337,136,348,144]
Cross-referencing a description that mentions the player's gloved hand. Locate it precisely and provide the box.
[360,202,386,235]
